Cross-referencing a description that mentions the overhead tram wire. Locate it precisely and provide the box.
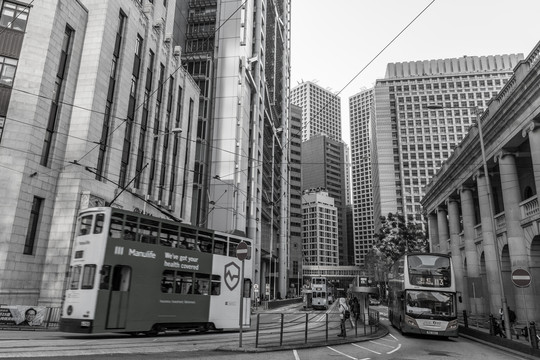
[287,0,437,151]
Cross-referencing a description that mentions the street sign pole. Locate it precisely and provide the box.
[239,258,245,348]
[237,241,248,348]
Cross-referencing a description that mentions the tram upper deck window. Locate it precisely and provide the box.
[78,215,93,236]
[94,214,105,234]
[160,222,179,247]
[110,213,124,239]
[213,235,227,255]
[139,218,159,244]
[199,230,212,253]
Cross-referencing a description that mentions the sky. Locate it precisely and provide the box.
[290,0,540,143]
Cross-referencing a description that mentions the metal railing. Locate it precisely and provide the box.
[253,308,380,348]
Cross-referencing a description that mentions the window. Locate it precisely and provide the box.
[0,56,17,86]
[0,2,29,31]
[70,265,81,289]
[81,265,97,289]
[24,197,43,255]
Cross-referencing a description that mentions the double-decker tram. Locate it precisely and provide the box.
[388,253,458,337]
[59,207,253,335]
[311,276,329,310]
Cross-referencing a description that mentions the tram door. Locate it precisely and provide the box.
[106,265,131,329]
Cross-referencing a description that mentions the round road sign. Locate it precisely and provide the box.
[511,268,531,288]
[236,241,248,261]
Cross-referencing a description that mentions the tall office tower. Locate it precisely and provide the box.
[302,134,350,265]
[291,81,341,142]
[371,54,523,237]
[181,0,291,296]
[288,104,303,295]
[302,189,339,266]
[0,0,200,306]
[349,89,374,267]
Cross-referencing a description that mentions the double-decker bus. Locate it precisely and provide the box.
[59,207,253,335]
[311,276,329,310]
[388,253,458,337]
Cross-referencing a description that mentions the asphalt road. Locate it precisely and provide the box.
[0,305,533,359]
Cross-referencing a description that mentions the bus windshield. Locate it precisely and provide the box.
[407,254,451,287]
[406,290,455,317]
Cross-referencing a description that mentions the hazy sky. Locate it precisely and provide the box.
[290,0,540,143]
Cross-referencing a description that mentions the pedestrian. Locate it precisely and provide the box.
[508,306,517,337]
[338,297,350,337]
[352,297,361,325]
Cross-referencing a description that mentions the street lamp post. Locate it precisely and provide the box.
[426,104,511,338]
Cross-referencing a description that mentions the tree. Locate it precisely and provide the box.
[373,212,429,262]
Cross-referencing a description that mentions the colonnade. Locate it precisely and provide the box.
[426,121,540,323]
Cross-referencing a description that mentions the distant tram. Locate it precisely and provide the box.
[59,207,253,335]
[311,276,329,310]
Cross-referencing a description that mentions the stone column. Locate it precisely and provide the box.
[522,121,540,321]
[523,121,540,196]
[496,151,534,321]
[437,207,449,254]
[460,186,483,315]
[475,170,502,314]
[447,198,467,312]
[428,212,439,253]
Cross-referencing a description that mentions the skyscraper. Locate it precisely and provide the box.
[291,81,341,142]
[370,54,522,243]
[349,89,374,267]
[181,0,291,296]
[302,134,350,265]
[302,189,338,266]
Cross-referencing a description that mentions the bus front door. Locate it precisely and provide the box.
[106,265,131,329]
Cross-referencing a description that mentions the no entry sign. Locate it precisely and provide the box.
[511,268,531,288]
[236,241,248,261]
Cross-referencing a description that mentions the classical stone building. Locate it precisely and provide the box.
[422,41,540,323]
[0,0,200,306]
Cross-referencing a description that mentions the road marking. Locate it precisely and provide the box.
[387,343,402,354]
[327,346,365,360]
[369,340,394,348]
[292,349,300,360]
[389,334,398,341]
[351,343,381,354]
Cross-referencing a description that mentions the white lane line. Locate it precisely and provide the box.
[292,349,300,360]
[351,343,381,354]
[369,340,394,348]
[389,333,399,341]
[387,343,402,354]
[326,346,365,360]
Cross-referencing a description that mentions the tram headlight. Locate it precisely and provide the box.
[81,321,91,328]
[405,315,419,328]
[447,319,458,330]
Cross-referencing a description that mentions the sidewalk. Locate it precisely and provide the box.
[459,324,540,359]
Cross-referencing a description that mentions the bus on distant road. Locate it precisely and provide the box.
[388,253,458,337]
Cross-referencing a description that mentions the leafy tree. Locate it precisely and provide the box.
[373,212,429,262]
